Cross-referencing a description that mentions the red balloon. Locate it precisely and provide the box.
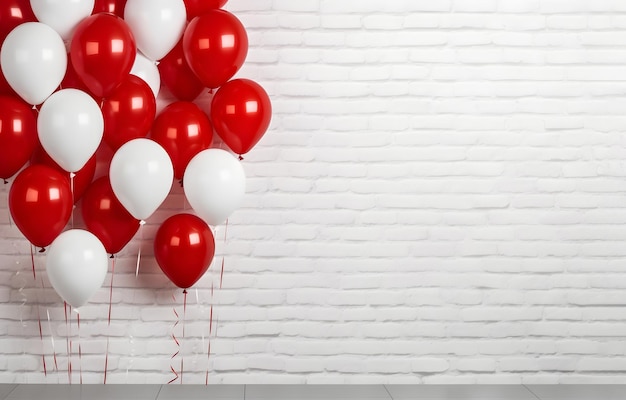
[210,79,271,155]
[93,0,127,17]
[151,102,212,179]
[0,0,36,96]
[70,13,136,99]
[183,10,248,89]
[9,164,73,248]
[0,96,37,180]
[154,213,215,289]
[60,53,90,92]
[30,145,96,203]
[158,39,204,101]
[0,71,16,97]
[0,0,36,40]
[82,176,140,255]
[184,0,227,20]
[102,74,156,151]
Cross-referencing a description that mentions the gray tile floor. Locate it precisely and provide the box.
[1,384,626,400]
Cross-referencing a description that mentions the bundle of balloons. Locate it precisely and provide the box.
[0,0,271,309]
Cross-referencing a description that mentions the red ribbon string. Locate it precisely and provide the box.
[31,247,47,378]
[30,244,36,280]
[77,313,82,385]
[181,289,187,384]
[220,219,228,289]
[104,256,115,384]
[64,302,72,384]
[108,256,115,324]
[168,292,180,384]
[205,341,211,385]
[37,305,47,377]
[104,338,109,384]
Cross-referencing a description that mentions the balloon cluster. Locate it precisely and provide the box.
[0,0,271,308]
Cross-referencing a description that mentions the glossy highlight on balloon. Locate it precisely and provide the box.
[151,101,212,179]
[82,176,140,255]
[0,95,37,180]
[102,74,156,151]
[9,164,73,248]
[70,13,136,99]
[31,145,96,203]
[183,9,248,89]
[154,213,215,289]
[211,78,272,155]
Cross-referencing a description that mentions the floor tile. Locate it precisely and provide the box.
[245,384,391,399]
[76,384,162,400]
[157,384,244,399]
[0,385,16,400]
[6,384,161,400]
[526,384,626,399]
[6,385,79,400]
[385,385,537,399]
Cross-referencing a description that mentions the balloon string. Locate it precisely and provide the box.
[181,289,187,384]
[31,246,47,378]
[30,244,36,280]
[104,255,115,384]
[46,308,59,376]
[206,281,215,384]
[104,338,109,384]
[168,292,180,384]
[205,341,211,385]
[77,312,83,385]
[135,221,146,277]
[210,283,214,335]
[37,305,47,377]
[64,302,71,384]
[69,173,75,228]
[108,256,115,325]
[220,219,228,289]
[206,217,228,383]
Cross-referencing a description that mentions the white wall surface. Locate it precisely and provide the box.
[2,0,626,384]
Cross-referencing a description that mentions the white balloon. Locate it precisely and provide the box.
[38,89,104,172]
[124,0,186,61]
[184,149,246,226]
[110,138,174,221]
[0,22,67,105]
[30,0,95,40]
[46,229,108,308]
[130,52,161,99]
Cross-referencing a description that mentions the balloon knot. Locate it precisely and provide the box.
[110,254,114,259]
[3,179,7,185]
[238,155,244,161]
[179,179,184,188]
[208,88,213,94]
[183,289,188,294]
[140,220,146,226]
[39,247,46,253]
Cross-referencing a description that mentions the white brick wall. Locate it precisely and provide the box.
[2,0,626,384]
